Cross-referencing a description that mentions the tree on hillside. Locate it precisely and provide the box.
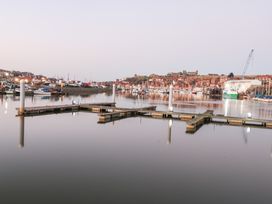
[228,72,234,78]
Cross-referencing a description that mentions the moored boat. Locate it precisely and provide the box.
[15,88,34,96]
[5,89,15,95]
[253,95,272,103]
[34,88,51,96]
[223,89,238,99]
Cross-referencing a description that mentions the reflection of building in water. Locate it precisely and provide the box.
[4,100,8,114]
[240,100,244,115]
[224,99,229,116]
[19,116,25,148]
[224,97,272,119]
[167,119,172,144]
[118,92,223,110]
[258,108,272,120]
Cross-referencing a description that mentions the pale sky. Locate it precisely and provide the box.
[0,0,271,81]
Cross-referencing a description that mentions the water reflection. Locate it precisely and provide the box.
[72,111,78,117]
[270,145,272,159]
[2,93,271,120]
[224,99,229,116]
[119,92,224,110]
[242,127,250,144]
[167,119,172,144]
[223,98,272,119]
[2,94,271,150]
[19,116,25,148]
[4,100,8,114]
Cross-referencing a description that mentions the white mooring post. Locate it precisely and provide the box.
[168,84,173,112]
[112,83,116,103]
[19,80,25,115]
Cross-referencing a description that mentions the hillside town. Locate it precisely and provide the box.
[0,68,272,101]
[0,68,112,95]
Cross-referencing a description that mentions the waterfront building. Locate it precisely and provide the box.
[223,79,262,99]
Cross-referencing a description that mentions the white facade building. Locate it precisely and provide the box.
[224,80,262,93]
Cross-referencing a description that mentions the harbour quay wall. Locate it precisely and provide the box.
[62,87,111,95]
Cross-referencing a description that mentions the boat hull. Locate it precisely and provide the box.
[223,91,238,99]
[34,92,51,96]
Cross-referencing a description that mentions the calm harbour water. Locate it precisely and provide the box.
[1,93,272,204]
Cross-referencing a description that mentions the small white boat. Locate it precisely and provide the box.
[5,89,15,94]
[34,88,51,96]
[158,89,169,94]
[132,88,139,94]
[15,88,34,95]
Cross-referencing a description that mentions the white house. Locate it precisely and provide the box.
[224,80,262,93]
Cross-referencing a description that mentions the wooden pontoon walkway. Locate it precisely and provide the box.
[16,102,272,133]
[17,102,115,116]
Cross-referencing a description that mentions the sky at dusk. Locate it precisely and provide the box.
[0,0,271,81]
